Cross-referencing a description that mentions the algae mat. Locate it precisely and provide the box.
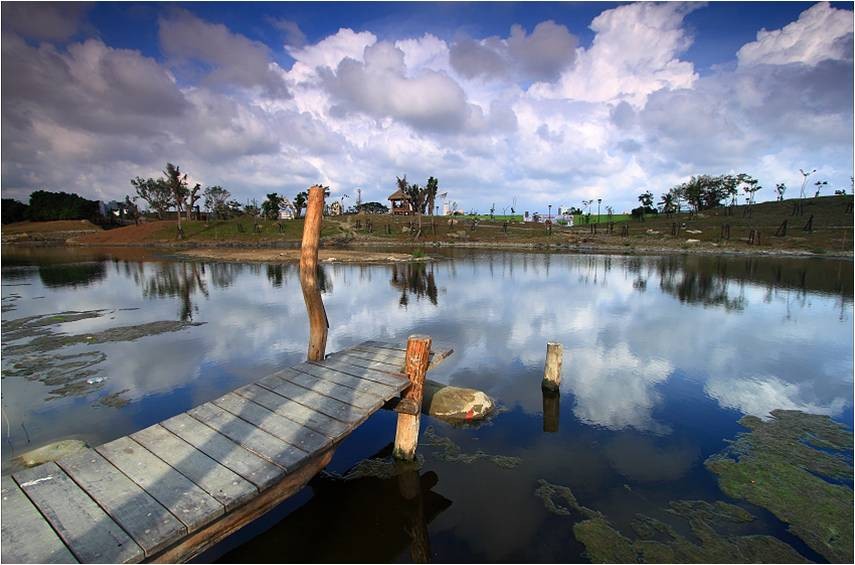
[705,410,853,563]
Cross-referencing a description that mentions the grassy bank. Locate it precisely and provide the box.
[6,195,853,257]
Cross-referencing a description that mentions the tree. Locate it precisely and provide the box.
[814,180,828,198]
[203,185,231,219]
[425,177,439,215]
[261,192,285,220]
[2,198,29,224]
[123,195,140,224]
[27,190,100,222]
[775,183,787,201]
[636,190,654,220]
[404,180,428,237]
[356,201,389,214]
[131,176,171,218]
[742,177,761,206]
[188,183,201,221]
[243,199,260,217]
[163,163,189,237]
[293,191,308,218]
[659,192,676,217]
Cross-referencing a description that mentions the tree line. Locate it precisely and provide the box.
[2,191,101,224]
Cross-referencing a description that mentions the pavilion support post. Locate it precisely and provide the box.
[393,335,432,461]
[542,341,563,392]
[300,185,329,362]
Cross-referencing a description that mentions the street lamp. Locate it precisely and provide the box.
[597,198,602,223]
[799,168,816,198]
[548,204,552,221]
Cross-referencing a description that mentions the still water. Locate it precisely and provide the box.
[1,246,852,562]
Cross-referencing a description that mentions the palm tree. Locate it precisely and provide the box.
[425,177,439,215]
[659,192,676,217]
[163,163,188,238]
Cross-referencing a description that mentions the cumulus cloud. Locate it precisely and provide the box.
[737,1,854,67]
[159,9,290,96]
[532,2,699,105]
[269,17,306,47]
[449,38,507,79]
[449,20,576,82]
[1,2,852,215]
[322,41,514,134]
[1,2,90,41]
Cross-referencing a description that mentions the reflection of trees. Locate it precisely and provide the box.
[656,256,745,311]
[390,263,438,307]
[209,263,244,289]
[38,262,106,288]
[648,255,853,310]
[141,262,209,321]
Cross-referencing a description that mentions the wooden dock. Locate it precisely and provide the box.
[1,340,452,564]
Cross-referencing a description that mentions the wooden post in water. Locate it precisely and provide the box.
[542,342,563,392]
[300,185,329,361]
[393,335,432,461]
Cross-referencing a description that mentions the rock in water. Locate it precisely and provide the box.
[16,439,88,467]
[423,380,494,422]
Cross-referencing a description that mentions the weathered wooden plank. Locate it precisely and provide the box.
[281,366,388,410]
[160,413,282,491]
[290,361,400,398]
[1,475,79,564]
[147,449,335,564]
[360,341,454,368]
[56,449,185,557]
[316,355,408,386]
[212,392,330,453]
[257,373,367,424]
[187,403,308,470]
[96,437,223,532]
[14,462,144,563]
[233,384,351,439]
[131,425,257,512]
[332,349,401,368]
[317,355,409,382]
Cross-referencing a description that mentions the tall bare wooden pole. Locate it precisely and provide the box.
[393,335,431,461]
[300,185,329,362]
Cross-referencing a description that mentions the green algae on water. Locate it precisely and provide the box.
[705,409,853,563]
[5,320,205,355]
[421,426,521,469]
[534,480,810,563]
[326,455,424,481]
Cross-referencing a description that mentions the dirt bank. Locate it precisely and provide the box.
[177,248,430,263]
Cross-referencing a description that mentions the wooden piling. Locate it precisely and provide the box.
[542,390,560,433]
[393,335,432,461]
[299,185,329,362]
[542,342,563,392]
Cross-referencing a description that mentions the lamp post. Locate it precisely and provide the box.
[597,198,602,223]
[799,168,816,198]
[548,204,552,222]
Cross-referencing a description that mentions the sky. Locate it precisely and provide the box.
[2,1,853,214]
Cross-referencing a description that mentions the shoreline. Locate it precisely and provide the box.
[4,237,851,260]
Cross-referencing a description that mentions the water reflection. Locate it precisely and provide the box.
[0,247,851,478]
[139,262,209,321]
[218,446,451,563]
[390,263,439,307]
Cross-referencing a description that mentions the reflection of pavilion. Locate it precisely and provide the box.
[216,444,452,563]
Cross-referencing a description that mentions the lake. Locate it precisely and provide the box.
[1,246,852,562]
